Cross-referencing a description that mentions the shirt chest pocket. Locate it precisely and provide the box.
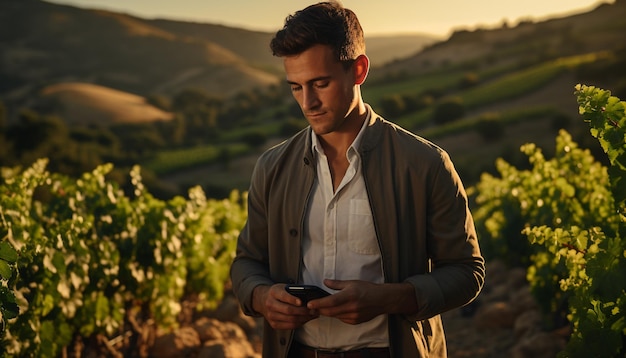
[347,199,379,255]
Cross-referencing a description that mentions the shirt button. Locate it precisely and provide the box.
[289,229,298,237]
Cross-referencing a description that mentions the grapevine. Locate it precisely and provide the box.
[471,85,625,357]
[0,160,246,356]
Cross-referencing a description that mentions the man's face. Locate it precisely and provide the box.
[284,44,360,136]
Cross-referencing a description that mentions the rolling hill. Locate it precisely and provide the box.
[1,0,625,198]
[0,0,279,101]
[372,1,626,81]
[39,82,174,125]
[0,0,438,110]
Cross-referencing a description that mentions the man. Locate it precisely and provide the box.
[230,2,485,357]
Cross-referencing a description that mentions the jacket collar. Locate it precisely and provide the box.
[359,104,384,153]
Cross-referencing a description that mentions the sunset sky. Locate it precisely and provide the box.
[46,0,612,36]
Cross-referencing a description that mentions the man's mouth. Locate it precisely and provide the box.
[306,111,325,118]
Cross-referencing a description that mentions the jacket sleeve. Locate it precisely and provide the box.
[405,150,485,321]
[230,156,275,317]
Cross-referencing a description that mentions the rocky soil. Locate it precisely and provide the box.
[87,259,569,357]
[442,260,569,358]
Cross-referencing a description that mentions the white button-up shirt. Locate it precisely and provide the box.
[296,113,389,350]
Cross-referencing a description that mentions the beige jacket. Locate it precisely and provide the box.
[230,107,485,357]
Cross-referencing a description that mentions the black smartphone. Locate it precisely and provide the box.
[285,284,330,305]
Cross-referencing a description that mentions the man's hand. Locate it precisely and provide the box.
[252,284,319,330]
[307,279,418,325]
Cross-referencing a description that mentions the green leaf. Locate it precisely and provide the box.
[2,300,20,319]
[41,294,56,317]
[0,286,19,319]
[0,242,18,263]
[0,260,12,280]
[95,294,109,322]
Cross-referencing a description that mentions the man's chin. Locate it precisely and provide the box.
[311,127,327,136]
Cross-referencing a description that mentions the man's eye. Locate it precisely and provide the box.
[315,81,329,88]
[290,86,302,92]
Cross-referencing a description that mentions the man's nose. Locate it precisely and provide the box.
[302,88,320,110]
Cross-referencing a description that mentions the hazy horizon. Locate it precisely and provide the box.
[44,0,614,37]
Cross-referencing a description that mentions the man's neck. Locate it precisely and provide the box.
[318,102,367,155]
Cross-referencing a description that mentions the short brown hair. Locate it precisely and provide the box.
[270,1,365,63]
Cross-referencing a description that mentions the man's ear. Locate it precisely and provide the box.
[354,54,370,85]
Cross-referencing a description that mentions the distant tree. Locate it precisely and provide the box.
[0,109,114,175]
[379,94,406,118]
[68,126,122,163]
[475,112,505,142]
[172,88,223,144]
[172,88,222,114]
[110,123,165,156]
[517,18,535,27]
[279,118,307,137]
[422,87,445,101]
[459,72,480,89]
[185,107,220,143]
[146,94,172,111]
[403,93,434,112]
[220,89,264,130]
[263,83,291,106]
[432,97,465,124]
[287,101,303,118]
[8,109,68,157]
[241,130,268,148]
[169,115,187,146]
